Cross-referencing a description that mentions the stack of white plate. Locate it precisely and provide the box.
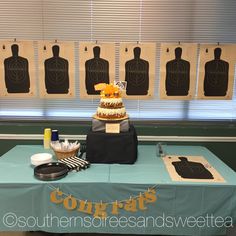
[31,153,53,166]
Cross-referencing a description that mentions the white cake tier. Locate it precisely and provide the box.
[100,97,123,105]
[97,107,126,118]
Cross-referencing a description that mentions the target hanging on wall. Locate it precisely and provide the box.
[0,40,36,98]
[79,42,115,99]
[119,42,156,99]
[159,43,198,100]
[197,44,236,100]
[38,41,75,98]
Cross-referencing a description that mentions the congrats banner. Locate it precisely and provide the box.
[50,185,157,219]
[0,40,36,98]
[79,42,115,99]
[159,43,198,100]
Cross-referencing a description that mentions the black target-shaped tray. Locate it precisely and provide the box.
[34,162,69,181]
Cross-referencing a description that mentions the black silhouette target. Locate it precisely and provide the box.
[46,59,68,86]
[165,47,190,96]
[87,60,108,84]
[85,46,109,95]
[125,47,149,95]
[126,61,147,87]
[167,61,188,87]
[6,59,28,84]
[4,44,30,93]
[44,45,69,94]
[172,156,214,179]
[203,47,229,96]
[206,62,227,87]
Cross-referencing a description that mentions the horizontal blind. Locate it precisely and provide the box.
[0,0,236,121]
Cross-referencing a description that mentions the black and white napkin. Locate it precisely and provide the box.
[58,156,90,172]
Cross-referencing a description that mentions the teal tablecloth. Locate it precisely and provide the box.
[0,145,235,235]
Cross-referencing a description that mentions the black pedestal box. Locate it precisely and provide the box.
[86,125,138,164]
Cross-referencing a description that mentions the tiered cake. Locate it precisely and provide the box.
[87,83,137,164]
[95,84,127,120]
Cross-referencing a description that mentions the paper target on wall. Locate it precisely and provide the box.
[119,43,156,99]
[79,42,115,99]
[0,40,36,98]
[197,44,236,100]
[159,43,198,100]
[38,41,75,98]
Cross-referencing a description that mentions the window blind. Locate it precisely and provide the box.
[0,0,236,121]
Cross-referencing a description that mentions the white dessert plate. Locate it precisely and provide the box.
[31,153,53,166]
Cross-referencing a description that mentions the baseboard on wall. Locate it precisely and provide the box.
[0,134,236,142]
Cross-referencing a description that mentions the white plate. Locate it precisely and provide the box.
[31,153,53,166]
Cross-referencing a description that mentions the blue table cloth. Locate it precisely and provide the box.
[0,145,235,235]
